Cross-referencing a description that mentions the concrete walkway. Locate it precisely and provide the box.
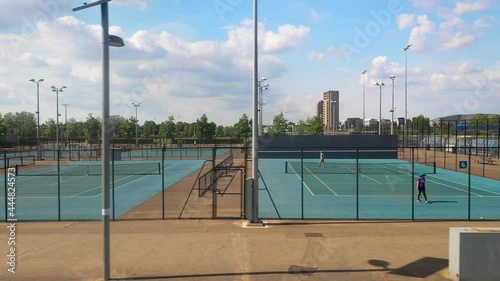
[2,219,499,281]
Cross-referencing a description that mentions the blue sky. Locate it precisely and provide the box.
[1,0,499,126]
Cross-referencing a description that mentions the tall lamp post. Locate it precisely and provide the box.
[331,100,337,134]
[51,86,67,154]
[72,2,125,281]
[403,44,412,145]
[389,75,395,135]
[63,104,69,146]
[132,102,141,146]
[361,70,367,132]
[30,78,44,159]
[251,0,261,225]
[257,78,269,136]
[374,82,385,135]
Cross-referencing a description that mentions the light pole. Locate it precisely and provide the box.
[132,102,141,146]
[331,100,337,134]
[30,78,44,159]
[251,0,260,225]
[72,2,124,281]
[404,44,412,145]
[63,104,69,146]
[374,82,385,135]
[51,86,66,154]
[389,75,395,135]
[257,78,269,136]
[361,70,367,132]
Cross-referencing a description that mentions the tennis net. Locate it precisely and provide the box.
[285,161,436,175]
[16,162,161,176]
[1,155,35,169]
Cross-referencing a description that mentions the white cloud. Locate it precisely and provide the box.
[396,14,416,30]
[440,31,476,50]
[307,52,324,61]
[472,18,490,29]
[409,15,436,51]
[411,0,436,9]
[0,16,309,125]
[309,8,328,21]
[16,53,49,67]
[437,16,490,50]
[262,24,310,53]
[112,0,154,11]
[453,1,486,15]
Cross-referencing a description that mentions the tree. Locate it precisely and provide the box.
[269,112,288,136]
[110,115,126,138]
[234,114,251,140]
[84,114,101,143]
[175,121,185,138]
[195,114,213,141]
[295,120,307,135]
[66,118,85,139]
[41,119,57,139]
[0,114,5,138]
[159,118,176,139]
[411,115,430,135]
[143,120,156,138]
[120,117,135,141]
[469,113,489,126]
[487,114,500,126]
[305,116,323,135]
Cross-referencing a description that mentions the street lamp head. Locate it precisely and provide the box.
[260,77,267,81]
[51,86,56,91]
[390,75,395,79]
[403,44,412,51]
[30,79,35,82]
[109,34,125,47]
[362,70,367,74]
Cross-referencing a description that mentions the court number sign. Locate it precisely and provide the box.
[459,161,467,169]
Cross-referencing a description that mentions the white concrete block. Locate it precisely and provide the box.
[449,227,500,281]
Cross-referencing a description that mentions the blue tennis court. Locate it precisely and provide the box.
[258,158,500,220]
[0,160,205,221]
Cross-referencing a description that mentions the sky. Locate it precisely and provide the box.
[1,0,499,126]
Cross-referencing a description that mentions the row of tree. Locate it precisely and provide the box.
[0,111,290,145]
[1,112,498,145]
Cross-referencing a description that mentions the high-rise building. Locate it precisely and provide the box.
[316,100,323,121]
[322,90,339,130]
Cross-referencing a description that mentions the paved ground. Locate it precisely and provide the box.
[2,148,498,281]
[1,219,499,281]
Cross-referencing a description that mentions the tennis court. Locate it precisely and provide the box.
[258,158,500,220]
[0,159,205,221]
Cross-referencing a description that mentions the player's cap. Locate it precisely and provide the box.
[420,172,426,176]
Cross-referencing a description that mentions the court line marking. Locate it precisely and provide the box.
[88,162,182,198]
[344,166,383,184]
[427,174,500,196]
[424,177,482,197]
[287,163,314,196]
[303,165,338,196]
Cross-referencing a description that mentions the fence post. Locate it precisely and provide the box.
[301,147,304,220]
[411,147,415,221]
[3,150,7,222]
[356,147,359,220]
[468,147,471,221]
[212,147,216,219]
[162,145,165,220]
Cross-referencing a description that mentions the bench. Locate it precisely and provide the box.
[474,156,495,165]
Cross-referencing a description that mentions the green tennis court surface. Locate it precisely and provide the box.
[258,159,500,220]
[0,160,205,221]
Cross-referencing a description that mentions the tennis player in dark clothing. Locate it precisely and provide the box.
[416,172,429,203]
